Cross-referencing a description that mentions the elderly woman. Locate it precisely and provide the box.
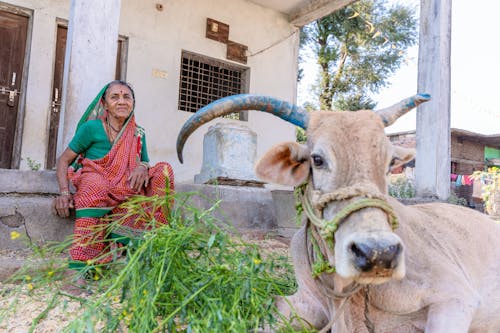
[54,80,174,273]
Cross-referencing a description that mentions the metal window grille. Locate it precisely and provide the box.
[178,51,249,120]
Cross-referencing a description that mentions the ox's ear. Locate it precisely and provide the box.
[390,146,416,171]
[255,142,311,186]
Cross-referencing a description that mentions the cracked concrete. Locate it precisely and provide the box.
[1,211,24,227]
[0,196,73,250]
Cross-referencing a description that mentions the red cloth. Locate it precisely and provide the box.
[463,175,473,186]
[68,116,174,263]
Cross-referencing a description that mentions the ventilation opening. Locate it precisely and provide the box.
[178,51,249,120]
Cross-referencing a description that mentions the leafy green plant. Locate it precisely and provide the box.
[447,192,468,207]
[472,167,500,215]
[25,157,41,171]
[388,176,415,199]
[2,190,305,333]
[300,0,418,110]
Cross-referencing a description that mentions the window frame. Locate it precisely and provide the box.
[178,50,250,121]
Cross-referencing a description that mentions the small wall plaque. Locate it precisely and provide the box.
[226,41,248,64]
[206,18,229,43]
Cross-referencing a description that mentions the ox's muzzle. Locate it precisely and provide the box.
[337,230,406,284]
[350,237,402,273]
[301,183,406,284]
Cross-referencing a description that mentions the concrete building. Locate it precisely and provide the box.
[0,0,354,183]
[0,0,355,251]
[1,0,461,253]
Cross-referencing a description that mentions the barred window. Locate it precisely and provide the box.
[178,51,249,120]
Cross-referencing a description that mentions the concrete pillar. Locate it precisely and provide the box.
[416,0,451,199]
[57,0,121,154]
[194,122,261,185]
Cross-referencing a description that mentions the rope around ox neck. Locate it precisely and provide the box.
[297,183,396,333]
[299,184,399,243]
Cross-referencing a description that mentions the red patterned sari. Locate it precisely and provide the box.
[67,106,174,269]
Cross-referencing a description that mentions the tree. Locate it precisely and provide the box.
[301,0,418,111]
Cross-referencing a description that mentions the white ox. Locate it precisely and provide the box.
[176,94,500,333]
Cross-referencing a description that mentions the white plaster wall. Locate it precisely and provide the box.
[5,0,69,170]
[7,0,299,184]
[120,0,299,183]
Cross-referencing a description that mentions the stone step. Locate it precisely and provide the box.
[0,170,298,251]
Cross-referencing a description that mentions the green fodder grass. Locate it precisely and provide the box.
[1,190,310,333]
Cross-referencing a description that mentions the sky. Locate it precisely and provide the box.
[297,0,500,135]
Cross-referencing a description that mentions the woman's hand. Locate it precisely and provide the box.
[54,193,74,218]
[128,164,149,192]
[54,147,78,218]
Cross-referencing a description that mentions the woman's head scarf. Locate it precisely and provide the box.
[75,80,136,133]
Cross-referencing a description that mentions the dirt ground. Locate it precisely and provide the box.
[0,234,292,333]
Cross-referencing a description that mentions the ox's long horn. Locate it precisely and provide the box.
[176,94,309,163]
[375,93,431,127]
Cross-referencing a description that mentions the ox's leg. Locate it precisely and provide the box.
[425,301,473,333]
[274,289,329,330]
[274,226,330,331]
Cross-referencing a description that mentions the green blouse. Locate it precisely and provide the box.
[68,119,149,162]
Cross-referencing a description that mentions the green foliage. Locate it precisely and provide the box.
[388,176,416,199]
[295,101,316,143]
[300,0,418,110]
[472,167,500,215]
[447,192,468,207]
[25,157,42,171]
[2,191,303,333]
[296,127,307,144]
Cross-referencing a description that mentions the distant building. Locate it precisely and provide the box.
[388,129,500,173]
[388,129,500,209]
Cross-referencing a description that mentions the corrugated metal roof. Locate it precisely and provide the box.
[451,128,500,149]
[387,128,500,149]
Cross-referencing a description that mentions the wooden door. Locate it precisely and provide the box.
[0,10,28,169]
[46,25,67,169]
[46,26,127,169]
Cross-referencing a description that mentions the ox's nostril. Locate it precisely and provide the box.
[351,242,402,272]
[350,243,373,272]
[378,243,402,269]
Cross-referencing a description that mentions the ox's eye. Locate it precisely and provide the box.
[311,154,324,167]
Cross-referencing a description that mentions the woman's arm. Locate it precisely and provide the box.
[127,131,150,192]
[53,147,78,217]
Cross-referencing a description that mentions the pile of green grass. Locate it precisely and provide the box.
[2,191,308,333]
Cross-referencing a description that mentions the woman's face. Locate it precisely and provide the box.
[104,84,134,122]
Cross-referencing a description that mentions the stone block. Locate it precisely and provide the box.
[270,189,300,236]
[195,122,260,184]
[0,169,59,194]
[0,196,73,250]
[176,183,277,231]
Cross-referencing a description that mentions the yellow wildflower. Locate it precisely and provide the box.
[47,271,54,277]
[93,274,100,281]
[253,258,262,265]
[27,283,33,291]
[25,275,32,281]
[10,231,21,240]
